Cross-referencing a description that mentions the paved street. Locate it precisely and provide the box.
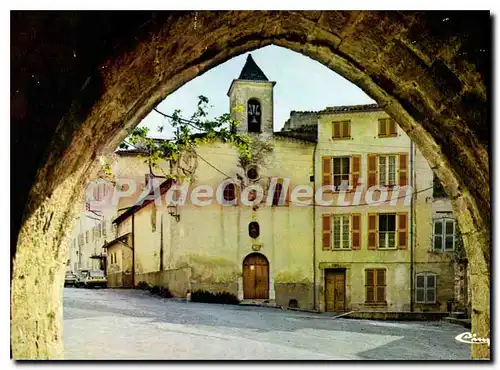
[63,288,471,360]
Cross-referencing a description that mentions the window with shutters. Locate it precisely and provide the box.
[379,155,397,186]
[323,213,361,250]
[415,273,437,303]
[433,218,455,252]
[332,120,351,140]
[333,157,350,189]
[365,269,386,303]
[322,156,361,190]
[368,153,408,188]
[378,118,398,137]
[332,215,351,249]
[379,214,396,249]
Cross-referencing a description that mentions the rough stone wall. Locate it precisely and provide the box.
[282,111,318,131]
[275,283,314,310]
[191,282,238,297]
[106,272,123,288]
[135,267,192,297]
[11,11,489,359]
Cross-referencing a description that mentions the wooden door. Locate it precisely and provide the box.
[326,269,346,312]
[243,253,269,299]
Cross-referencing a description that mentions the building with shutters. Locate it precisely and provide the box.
[94,53,465,315]
[304,106,463,313]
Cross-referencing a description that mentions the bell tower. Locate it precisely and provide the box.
[227,54,276,137]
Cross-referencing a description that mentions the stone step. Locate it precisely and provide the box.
[444,317,471,328]
[449,311,467,319]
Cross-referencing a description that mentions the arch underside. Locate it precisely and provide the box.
[11,11,489,359]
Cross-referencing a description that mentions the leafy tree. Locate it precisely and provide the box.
[117,96,252,181]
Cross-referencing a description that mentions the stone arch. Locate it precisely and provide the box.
[11,11,489,359]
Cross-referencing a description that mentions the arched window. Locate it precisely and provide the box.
[247,99,261,133]
[223,183,236,202]
[272,183,283,206]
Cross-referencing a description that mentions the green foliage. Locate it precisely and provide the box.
[148,285,173,298]
[118,96,252,180]
[136,281,150,290]
[238,137,273,170]
[102,163,113,180]
[190,290,240,305]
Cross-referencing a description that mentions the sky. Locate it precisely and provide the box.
[138,45,375,139]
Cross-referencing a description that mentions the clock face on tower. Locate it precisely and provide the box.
[247,99,261,133]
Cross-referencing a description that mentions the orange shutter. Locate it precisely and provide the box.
[368,213,378,250]
[351,214,361,250]
[398,153,408,186]
[322,156,332,187]
[397,212,408,249]
[367,154,378,188]
[333,122,341,139]
[322,214,332,250]
[378,119,387,137]
[350,155,361,188]
[342,121,350,138]
[389,119,398,136]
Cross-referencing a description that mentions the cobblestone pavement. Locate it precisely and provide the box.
[63,288,471,360]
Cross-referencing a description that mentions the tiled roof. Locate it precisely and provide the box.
[290,103,382,115]
[320,103,381,114]
[238,54,269,81]
[112,179,174,225]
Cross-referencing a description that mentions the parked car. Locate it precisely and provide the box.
[75,269,90,288]
[64,272,77,287]
[76,269,107,288]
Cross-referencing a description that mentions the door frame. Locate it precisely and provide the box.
[325,268,346,312]
[240,252,272,300]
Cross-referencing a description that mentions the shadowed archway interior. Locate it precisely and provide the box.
[11,11,490,359]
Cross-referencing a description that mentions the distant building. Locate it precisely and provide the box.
[67,149,169,276]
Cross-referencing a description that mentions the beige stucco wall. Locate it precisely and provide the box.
[229,80,274,136]
[314,110,456,312]
[127,137,316,306]
[68,152,169,274]
[115,107,459,312]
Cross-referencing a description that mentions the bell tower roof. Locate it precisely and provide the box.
[237,54,269,81]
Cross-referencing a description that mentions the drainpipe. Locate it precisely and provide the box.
[160,214,164,271]
[132,213,135,287]
[78,217,82,270]
[410,140,415,312]
[312,141,318,311]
